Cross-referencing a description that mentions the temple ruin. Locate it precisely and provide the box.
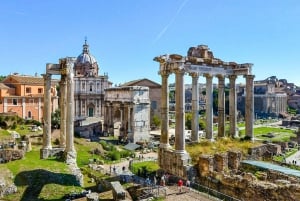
[154,45,254,178]
[40,57,77,165]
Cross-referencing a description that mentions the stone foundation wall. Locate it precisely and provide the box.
[0,149,24,163]
[248,143,281,159]
[197,150,300,201]
[158,148,191,178]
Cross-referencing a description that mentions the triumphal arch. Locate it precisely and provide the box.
[154,45,254,178]
[41,57,77,165]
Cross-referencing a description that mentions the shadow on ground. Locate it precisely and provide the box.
[14,169,80,201]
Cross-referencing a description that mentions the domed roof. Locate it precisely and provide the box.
[76,39,97,64]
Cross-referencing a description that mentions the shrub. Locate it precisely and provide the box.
[11,122,17,129]
[107,150,120,161]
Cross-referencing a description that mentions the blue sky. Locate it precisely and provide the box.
[1,0,300,85]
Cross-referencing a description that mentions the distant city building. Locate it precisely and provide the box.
[237,76,288,118]
[0,74,58,121]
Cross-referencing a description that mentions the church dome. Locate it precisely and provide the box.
[74,39,99,77]
[76,40,97,64]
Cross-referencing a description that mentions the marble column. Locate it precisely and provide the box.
[65,60,76,163]
[205,74,213,141]
[217,75,225,138]
[160,70,170,148]
[229,75,238,138]
[42,73,52,150]
[127,106,132,133]
[174,67,186,153]
[59,75,67,148]
[245,75,255,140]
[190,72,199,142]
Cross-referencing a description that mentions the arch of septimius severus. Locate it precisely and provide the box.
[41,57,77,165]
[154,45,254,178]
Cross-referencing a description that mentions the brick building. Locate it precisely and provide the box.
[0,74,58,122]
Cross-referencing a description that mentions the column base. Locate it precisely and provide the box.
[40,148,51,159]
[159,143,172,149]
[64,150,77,165]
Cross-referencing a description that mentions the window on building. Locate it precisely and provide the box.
[13,99,17,105]
[28,111,32,118]
[38,88,43,93]
[82,83,85,90]
[26,87,31,94]
[90,83,93,92]
[151,101,157,109]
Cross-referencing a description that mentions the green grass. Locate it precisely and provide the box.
[239,126,296,142]
[2,150,83,201]
[131,161,160,175]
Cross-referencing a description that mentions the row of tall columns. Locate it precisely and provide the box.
[158,69,254,146]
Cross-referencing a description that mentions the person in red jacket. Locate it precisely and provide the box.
[178,179,183,193]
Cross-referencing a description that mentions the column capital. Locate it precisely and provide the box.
[244,74,255,80]
[216,74,225,79]
[159,69,171,77]
[173,67,185,75]
[189,72,199,78]
[228,74,237,80]
[204,73,213,79]
[42,73,51,81]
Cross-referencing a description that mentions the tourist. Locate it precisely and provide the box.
[186,179,191,191]
[178,179,183,193]
[161,174,166,186]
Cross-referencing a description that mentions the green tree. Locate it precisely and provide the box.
[51,109,60,128]
[152,115,161,128]
[0,75,6,81]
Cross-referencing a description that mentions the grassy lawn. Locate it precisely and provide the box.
[2,150,83,201]
[131,161,160,175]
[239,126,296,142]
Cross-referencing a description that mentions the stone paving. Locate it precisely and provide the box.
[163,185,218,201]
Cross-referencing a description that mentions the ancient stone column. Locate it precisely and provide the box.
[174,67,186,153]
[64,59,76,163]
[217,75,225,138]
[127,106,132,135]
[229,75,238,138]
[204,74,213,141]
[109,103,114,135]
[159,70,170,148]
[245,75,255,140]
[59,75,67,148]
[190,72,199,142]
[42,72,52,150]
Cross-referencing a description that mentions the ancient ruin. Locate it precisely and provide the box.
[154,45,254,178]
[41,57,76,164]
[104,86,151,143]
